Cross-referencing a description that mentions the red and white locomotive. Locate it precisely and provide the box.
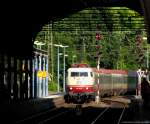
[64,63,96,103]
[64,63,138,104]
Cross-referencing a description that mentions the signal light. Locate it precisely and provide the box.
[96,33,101,40]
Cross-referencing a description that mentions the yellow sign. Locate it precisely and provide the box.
[37,71,47,78]
[37,71,43,77]
[42,71,47,78]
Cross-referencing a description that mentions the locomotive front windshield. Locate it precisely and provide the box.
[71,72,88,77]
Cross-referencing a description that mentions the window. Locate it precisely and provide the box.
[80,72,88,77]
[90,72,93,77]
[71,72,79,77]
[70,72,88,77]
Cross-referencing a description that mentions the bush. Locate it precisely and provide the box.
[48,81,58,92]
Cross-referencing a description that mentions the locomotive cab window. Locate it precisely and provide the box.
[70,72,88,77]
[80,72,88,77]
[71,72,79,77]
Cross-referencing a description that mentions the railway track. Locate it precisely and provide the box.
[14,98,66,124]
[14,97,131,124]
[91,99,127,124]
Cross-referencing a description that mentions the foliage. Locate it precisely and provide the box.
[48,80,58,92]
[35,7,148,90]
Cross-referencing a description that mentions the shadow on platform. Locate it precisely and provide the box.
[0,95,63,124]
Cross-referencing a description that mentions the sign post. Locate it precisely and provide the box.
[95,57,100,104]
[136,69,145,98]
[95,30,102,104]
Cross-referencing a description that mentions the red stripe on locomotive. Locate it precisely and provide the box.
[67,85,95,93]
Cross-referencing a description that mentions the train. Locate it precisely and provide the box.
[64,63,138,104]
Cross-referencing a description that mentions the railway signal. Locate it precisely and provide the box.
[96,33,102,41]
[95,30,103,104]
[95,32,103,59]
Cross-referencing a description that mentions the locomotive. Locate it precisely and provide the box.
[64,63,138,104]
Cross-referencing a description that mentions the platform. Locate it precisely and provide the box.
[0,93,64,124]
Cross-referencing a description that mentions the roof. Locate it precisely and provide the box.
[95,69,128,74]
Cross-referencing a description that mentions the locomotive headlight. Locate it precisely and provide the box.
[70,87,72,90]
[86,87,88,90]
